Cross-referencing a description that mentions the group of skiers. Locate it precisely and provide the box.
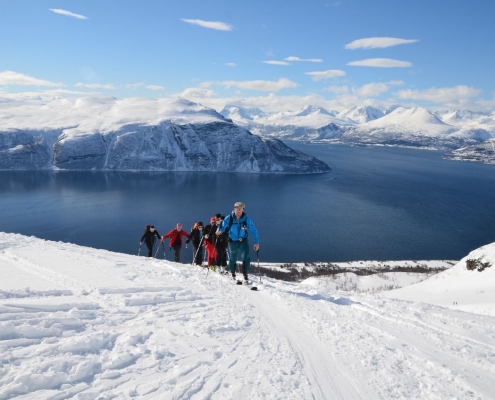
[139,202,260,282]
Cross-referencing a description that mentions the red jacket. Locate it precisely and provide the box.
[162,228,189,248]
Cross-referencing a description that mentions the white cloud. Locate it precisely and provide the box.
[75,83,115,90]
[325,85,349,95]
[325,81,402,98]
[345,37,419,50]
[181,19,232,31]
[146,85,165,91]
[284,56,323,63]
[226,63,237,67]
[49,8,88,20]
[354,83,390,97]
[305,70,346,81]
[348,58,412,68]
[175,87,216,99]
[0,71,62,86]
[263,61,291,66]
[218,78,298,92]
[0,89,99,106]
[125,83,145,89]
[396,85,482,103]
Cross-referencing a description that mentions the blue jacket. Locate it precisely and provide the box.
[220,212,259,244]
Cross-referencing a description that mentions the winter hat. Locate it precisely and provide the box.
[176,223,182,229]
[198,221,204,227]
[215,213,223,219]
[210,216,215,223]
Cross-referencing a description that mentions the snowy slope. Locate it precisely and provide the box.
[1,232,495,399]
[254,106,351,129]
[337,106,385,124]
[383,241,495,315]
[360,106,456,136]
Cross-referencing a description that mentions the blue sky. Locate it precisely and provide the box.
[1,0,495,112]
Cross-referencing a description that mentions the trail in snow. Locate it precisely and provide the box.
[1,232,494,399]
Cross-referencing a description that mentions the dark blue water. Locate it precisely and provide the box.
[1,143,494,262]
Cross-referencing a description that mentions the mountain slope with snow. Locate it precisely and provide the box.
[1,232,494,399]
[220,103,495,154]
[337,105,385,124]
[383,241,495,315]
[0,97,330,173]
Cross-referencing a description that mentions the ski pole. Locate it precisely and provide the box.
[154,240,162,258]
[138,243,142,256]
[162,243,166,259]
[193,235,205,265]
[257,250,262,284]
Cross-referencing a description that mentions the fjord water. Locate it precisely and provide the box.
[1,143,494,263]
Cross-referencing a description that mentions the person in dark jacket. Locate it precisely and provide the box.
[140,225,161,257]
[203,217,217,268]
[186,221,204,266]
[213,214,228,272]
[160,223,190,263]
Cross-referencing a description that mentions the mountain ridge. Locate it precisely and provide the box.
[0,97,330,173]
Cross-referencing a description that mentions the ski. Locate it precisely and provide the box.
[236,279,258,291]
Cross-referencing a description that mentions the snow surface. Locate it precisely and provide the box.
[383,241,495,316]
[1,232,495,399]
[361,107,456,136]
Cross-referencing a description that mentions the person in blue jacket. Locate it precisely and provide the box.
[216,201,259,282]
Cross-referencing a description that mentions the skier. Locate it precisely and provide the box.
[213,214,229,273]
[140,225,161,257]
[203,217,217,269]
[216,202,259,282]
[160,223,190,263]
[186,221,204,266]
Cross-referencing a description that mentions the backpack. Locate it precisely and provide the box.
[226,212,247,234]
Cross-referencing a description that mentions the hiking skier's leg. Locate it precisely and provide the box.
[228,242,239,275]
[173,244,181,262]
[146,241,153,257]
[240,240,251,276]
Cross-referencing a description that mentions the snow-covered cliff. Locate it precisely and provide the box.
[0,97,330,173]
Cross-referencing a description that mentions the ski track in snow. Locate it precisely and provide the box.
[1,233,495,399]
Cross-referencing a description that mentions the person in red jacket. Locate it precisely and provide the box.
[160,223,190,263]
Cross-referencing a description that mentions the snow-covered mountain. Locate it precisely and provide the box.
[219,103,495,155]
[1,232,494,398]
[219,104,267,125]
[0,97,330,173]
[221,104,353,139]
[336,105,385,124]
